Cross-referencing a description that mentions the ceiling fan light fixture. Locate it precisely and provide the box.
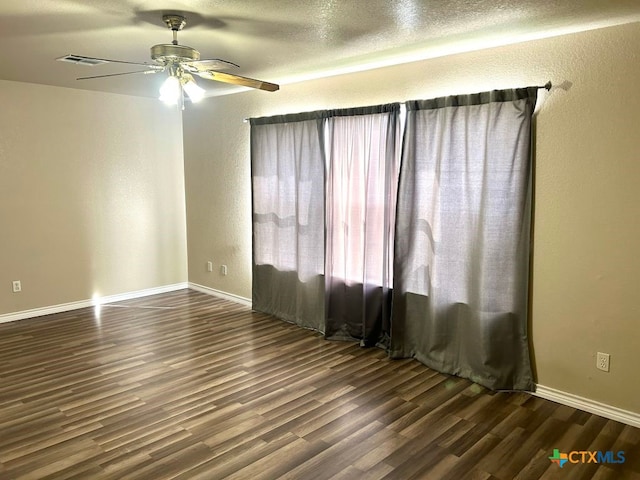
[159,75,181,105]
[59,14,279,103]
[183,78,205,103]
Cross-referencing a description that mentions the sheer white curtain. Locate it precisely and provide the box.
[391,89,538,390]
[324,105,401,345]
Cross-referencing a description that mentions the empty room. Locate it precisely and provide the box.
[1,1,639,479]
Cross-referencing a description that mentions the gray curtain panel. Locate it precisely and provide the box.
[250,112,327,331]
[391,88,538,391]
[324,105,400,346]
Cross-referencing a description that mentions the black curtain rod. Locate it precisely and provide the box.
[245,82,553,122]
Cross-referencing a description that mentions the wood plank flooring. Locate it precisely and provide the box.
[0,289,638,479]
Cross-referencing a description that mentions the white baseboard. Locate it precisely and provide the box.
[0,283,188,324]
[534,384,640,428]
[188,282,252,307]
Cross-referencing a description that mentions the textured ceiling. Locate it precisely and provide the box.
[1,0,639,98]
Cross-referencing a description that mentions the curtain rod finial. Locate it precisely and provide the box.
[544,81,552,91]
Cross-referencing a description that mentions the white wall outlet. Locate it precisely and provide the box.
[596,352,610,372]
[207,261,213,272]
[221,265,228,276]
[12,280,22,293]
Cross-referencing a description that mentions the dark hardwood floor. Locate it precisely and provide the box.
[0,289,638,479]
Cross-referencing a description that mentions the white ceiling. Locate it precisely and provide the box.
[2,0,639,98]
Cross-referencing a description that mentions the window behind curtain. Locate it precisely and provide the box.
[326,109,400,286]
[251,90,537,391]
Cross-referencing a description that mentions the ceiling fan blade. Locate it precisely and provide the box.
[77,70,161,80]
[57,54,163,69]
[182,58,240,72]
[196,70,279,92]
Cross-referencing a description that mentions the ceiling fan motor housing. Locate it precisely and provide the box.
[151,44,200,64]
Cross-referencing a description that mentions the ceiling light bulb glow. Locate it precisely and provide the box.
[159,75,181,105]
[183,79,205,103]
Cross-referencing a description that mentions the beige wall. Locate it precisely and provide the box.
[184,22,640,413]
[0,80,187,315]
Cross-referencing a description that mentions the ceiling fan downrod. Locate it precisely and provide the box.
[151,15,200,64]
[163,14,186,45]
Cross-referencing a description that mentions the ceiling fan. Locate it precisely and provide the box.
[57,14,279,108]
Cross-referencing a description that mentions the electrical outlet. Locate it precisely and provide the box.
[12,280,22,293]
[221,265,228,276]
[207,261,213,272]
[596,352,610,372]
